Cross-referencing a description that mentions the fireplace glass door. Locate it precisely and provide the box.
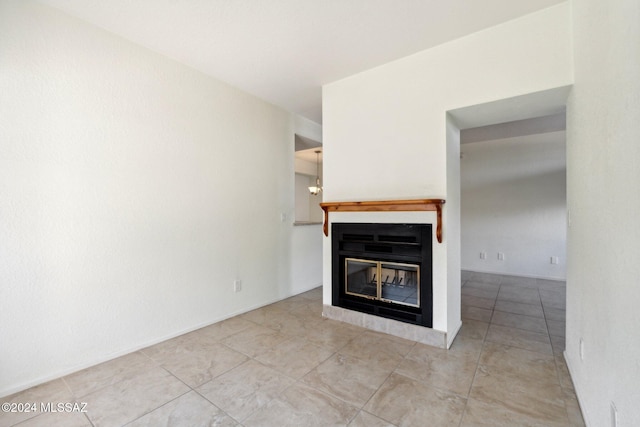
[380,262,419,307]
[345,258,419,308]
[345,259,378,299]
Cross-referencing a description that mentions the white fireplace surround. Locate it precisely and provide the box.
[322,209,456,348]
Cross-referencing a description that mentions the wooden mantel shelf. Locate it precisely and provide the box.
[319,199,446,243]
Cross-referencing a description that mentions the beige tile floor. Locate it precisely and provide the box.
[1,272,584,426]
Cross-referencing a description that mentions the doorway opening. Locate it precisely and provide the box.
[448,86,570,282]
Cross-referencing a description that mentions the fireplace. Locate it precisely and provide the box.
[331,223,432,327]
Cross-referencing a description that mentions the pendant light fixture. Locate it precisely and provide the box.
[308,149,322,195]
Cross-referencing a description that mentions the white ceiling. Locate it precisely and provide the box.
[461,113,566,144]
[296,146,322,164]
[40,0,565,124]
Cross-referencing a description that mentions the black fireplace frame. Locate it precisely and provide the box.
[331,222,433,327]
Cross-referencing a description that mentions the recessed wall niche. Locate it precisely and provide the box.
[294,134,322,224]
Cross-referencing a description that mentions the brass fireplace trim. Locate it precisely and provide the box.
[319,199,445,243]
[344,257,420,308]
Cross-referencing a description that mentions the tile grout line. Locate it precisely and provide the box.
[458,277,502,427]
[540,295,574,419]
[120,386,192,427]
[59,374,97,427]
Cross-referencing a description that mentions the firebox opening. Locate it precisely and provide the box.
[331,223,433,328]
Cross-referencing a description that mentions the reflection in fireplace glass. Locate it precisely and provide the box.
[380,263,419,307]
[345,258,419,307]
[345,259,378,298]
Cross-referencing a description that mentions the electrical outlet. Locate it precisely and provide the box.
[480,251,486,260]
[233,279,242,293]
[498,252,505,261]
[551,256,559,265]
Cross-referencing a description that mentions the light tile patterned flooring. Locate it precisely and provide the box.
[1,271,584,426]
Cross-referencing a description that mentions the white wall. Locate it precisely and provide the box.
[294,173,312,221]
[307,190,324,224]
[294,157,318,176]
[294,164,323,223]
[322,3,573,336]
[0,0,302,396]
[290,223,323,294]
[294,173,323,223]
[294,115,323,144]
[446,116,462,345]
[566,0,640,425]
[461,131,567,280]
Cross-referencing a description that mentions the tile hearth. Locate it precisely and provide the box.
[1,271,583,426]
